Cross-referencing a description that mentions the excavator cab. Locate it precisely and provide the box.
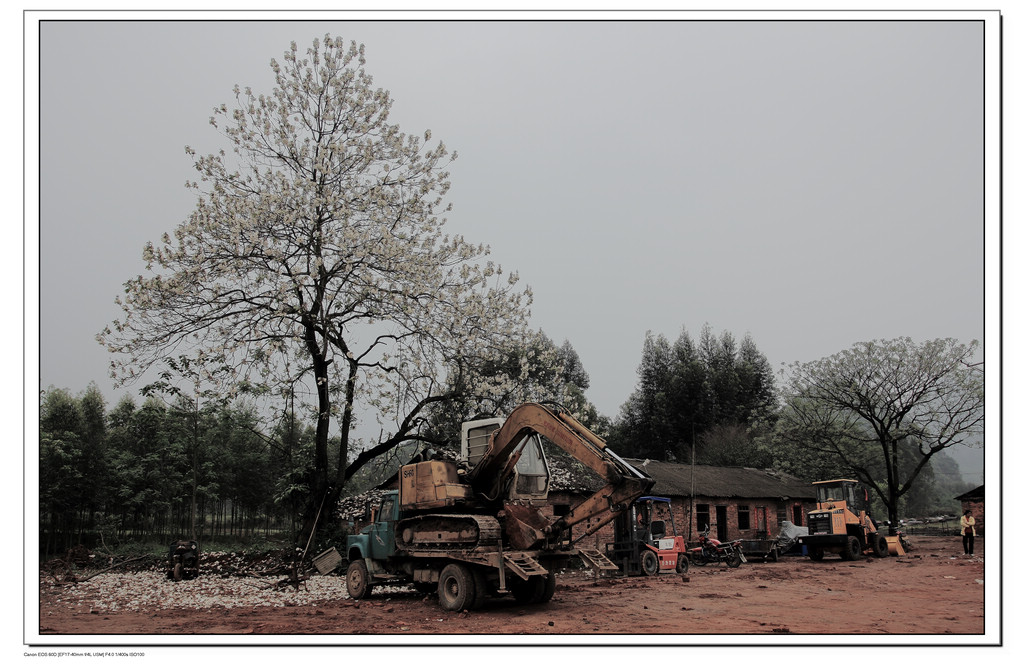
[461,417,550,501]
[508,434,550,500]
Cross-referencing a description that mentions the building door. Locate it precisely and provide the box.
[756,506,769,538]
[792,503,803,527]
[715,505,728,540]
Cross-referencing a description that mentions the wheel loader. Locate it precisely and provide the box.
[344,402,654,611]
[800,479,899,561]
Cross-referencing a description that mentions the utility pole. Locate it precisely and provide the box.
[689,426,695,540]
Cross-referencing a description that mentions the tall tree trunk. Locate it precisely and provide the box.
[296,317,333,554]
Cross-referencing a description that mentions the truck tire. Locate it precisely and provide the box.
[535,572,556,603]
[346,559,373,600]
[842,536,863,561]
[808,547,825,561]
[511,572,555,604]
[641,550,659,576]
[438,563,477,612]
[675,555,689,575]
[471,567,489,609]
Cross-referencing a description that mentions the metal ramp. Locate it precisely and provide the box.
[502,552,548,579]
[577,547,621,574]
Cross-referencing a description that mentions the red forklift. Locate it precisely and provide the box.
[605,496,689,576]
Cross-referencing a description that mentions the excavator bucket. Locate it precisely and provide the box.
[502,503,550,550]
[883,535,905,556]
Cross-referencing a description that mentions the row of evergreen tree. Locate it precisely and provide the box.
[39,385,315,558]
[607,326,777,466]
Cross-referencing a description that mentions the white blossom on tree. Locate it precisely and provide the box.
[98,35,533,545]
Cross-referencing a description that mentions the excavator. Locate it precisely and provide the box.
[345,402,653,611]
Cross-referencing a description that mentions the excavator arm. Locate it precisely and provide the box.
[467,403,653,549]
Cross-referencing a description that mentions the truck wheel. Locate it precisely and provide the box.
[808,547,825,561]
[471,567,489,609]
[641,550,659,576]
[726,551,742,568]
[511,572,555,604]
[534,572,556,603]
[346,560,373,600]
[874,534,889,558]
[843,536,863,561]
[675,555,689,575]
[438,563,477,612]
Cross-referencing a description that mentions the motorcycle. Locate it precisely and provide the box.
[167,539,200,581]
[690,526,747,568]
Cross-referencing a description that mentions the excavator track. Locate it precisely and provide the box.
[397,514,501,551]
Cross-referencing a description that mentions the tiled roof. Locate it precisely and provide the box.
[546,455,814,500]
[622,459,816,500]
[954,484,984,501]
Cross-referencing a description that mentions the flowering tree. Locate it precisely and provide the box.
[775,338,984,531]
[98,36,532,547]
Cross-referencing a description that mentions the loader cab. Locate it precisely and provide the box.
[814,479,868,514]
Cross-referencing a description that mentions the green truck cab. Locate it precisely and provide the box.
[346,490,399,563]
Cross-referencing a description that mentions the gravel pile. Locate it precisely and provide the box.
[41,571,411,614]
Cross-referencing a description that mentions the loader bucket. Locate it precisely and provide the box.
[883,535,905,556]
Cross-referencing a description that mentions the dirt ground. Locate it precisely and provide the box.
[36,536,986,641]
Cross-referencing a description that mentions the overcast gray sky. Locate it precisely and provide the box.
[35,15,993,480]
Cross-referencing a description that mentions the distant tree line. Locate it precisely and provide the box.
[39,384,316,558]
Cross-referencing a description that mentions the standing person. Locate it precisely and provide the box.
[960,509,976,556]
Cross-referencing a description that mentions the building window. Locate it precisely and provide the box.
[737,505,750,530]
[696,504,710,532]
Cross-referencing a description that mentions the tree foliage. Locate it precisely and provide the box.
[39,385,296,555]
[97,35,534,547]
[774,337,983,530]
[422,330,602,446]
[610,326,777,464]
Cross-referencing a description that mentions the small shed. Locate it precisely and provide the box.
[954,485,985,535]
